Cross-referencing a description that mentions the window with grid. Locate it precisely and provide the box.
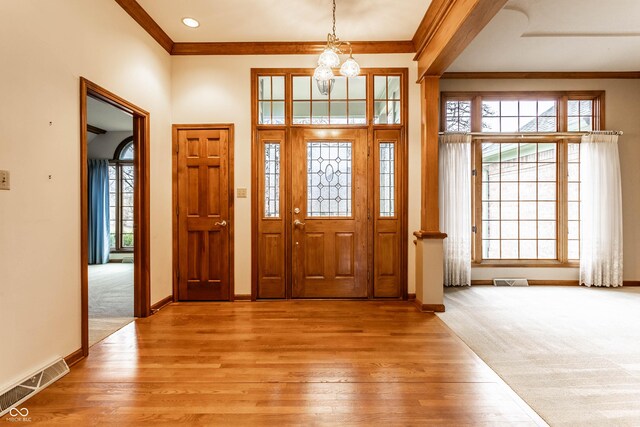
[482,99,557,132]
[373,75,402,124]
[109,138,134,251]
[481,142,558,260]
[445,100,471,132]
[567,99,594,131]
[292,75,367,125]
[442,92,603,264]
[567,143,581,260]
[258,76,285,125]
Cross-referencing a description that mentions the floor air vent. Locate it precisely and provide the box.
[493,278,529,287]
[0,358,69,416]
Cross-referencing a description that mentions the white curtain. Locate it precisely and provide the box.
[439,133,472,286]
[580,133,624,287]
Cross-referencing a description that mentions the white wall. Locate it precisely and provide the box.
[441,78,640,281]
[0,0,172,390]
[171,54,422,296]
[88,131,134,159]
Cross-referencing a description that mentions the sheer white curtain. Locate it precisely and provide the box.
[439,133,472,286]
[580,133,624,287]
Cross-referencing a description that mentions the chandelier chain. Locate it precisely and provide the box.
[332,0,336,38]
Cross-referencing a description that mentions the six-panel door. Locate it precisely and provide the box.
[177,129,231,301]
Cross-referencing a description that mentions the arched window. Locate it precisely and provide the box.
[113,136,134,160]
[108,136,134,251]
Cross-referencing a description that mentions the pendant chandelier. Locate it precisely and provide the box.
[313,0,361,95]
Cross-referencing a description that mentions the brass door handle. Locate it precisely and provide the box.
[215,220,228,227]
[293,219,306,227]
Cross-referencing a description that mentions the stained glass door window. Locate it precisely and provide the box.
[306,142,352,217]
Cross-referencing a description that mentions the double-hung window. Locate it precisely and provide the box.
[442,91,604,265]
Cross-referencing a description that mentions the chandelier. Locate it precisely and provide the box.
[313,0,361,95]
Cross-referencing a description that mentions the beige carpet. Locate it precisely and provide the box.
[438,285,640,426]
[88,263,135,346]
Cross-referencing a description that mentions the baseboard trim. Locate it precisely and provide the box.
[414,298,445,313]
[64,348,85,367]
[234,294,252,300]
[470,280,640,286]
[150,295,174,313]
[407,293,416,301]
[471,280,579,286]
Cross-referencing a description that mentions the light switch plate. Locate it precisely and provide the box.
[237,187,247,198]
[0,170,9,190]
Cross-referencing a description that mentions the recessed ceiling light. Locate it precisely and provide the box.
[182,17,200,28]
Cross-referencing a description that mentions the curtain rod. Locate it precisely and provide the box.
[439,131,623,138]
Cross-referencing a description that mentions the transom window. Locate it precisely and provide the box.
[258,76,285,125]
[442,91,604,265]
[481,99,557,132]
[254,69,405,126]
[373,75,401,124]
[109,137,134,251]
[292,75,366,125]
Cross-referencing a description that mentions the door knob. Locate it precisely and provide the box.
[293,219,306,227]
[215,220,228,227]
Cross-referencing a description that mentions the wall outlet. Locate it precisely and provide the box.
[0,170,9,190]
[237,187,247,198]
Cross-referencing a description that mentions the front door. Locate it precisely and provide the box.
[291,128,368,298]
[176,128,231,301]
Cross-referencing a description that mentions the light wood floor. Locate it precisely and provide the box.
[25,301,544,425]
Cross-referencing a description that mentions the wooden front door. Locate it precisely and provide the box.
[176,128,232,301]
[291,128,368,298]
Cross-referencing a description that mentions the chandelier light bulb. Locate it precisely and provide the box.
[313,64,334,81]
[339,57,360,78]
[318,48,340,68]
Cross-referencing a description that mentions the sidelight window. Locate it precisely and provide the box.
[264,143,280,218]
[379,143,395,217]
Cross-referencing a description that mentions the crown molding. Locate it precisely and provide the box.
[442,71,640,79]
[172,40,415,55]
[115,0,415,56]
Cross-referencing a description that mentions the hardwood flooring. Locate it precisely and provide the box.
[22,301,544,425]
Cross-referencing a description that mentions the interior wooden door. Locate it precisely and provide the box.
[177,128,231,301]
[291,128,368,298]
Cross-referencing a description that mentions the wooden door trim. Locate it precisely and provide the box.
[80,77,151,358]
[250,68,409,300]
[172,124,235,301]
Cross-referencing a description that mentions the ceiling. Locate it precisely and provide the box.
[87,97,133,132]
[448,0,640,72]
[136,0,431,42]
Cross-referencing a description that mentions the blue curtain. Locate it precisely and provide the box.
[88,159,110,264]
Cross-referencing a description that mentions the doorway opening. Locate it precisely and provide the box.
[80,78,151,356]
[251,69,409,300]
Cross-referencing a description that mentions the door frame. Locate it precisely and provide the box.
[172,124,236,301]
[80,77,151,357]
[250,68,409,301]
